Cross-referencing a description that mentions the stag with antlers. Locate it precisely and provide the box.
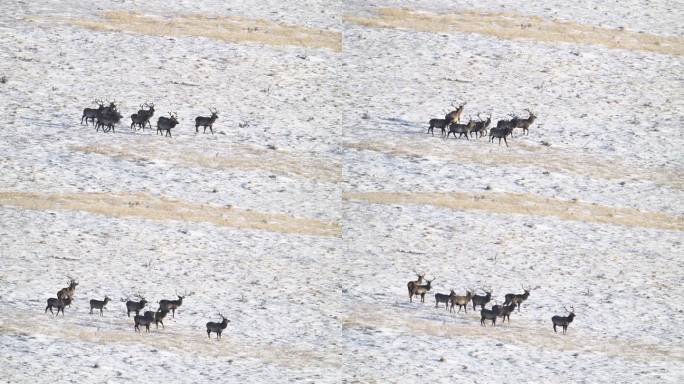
[158,291,193,318]
[122,295,147,317]
[81,99,105,125]
[409,277,434,303]
[195,108,219,134]
[552,306,576,334]
[56,277,78,306]
[206,313,230,339]
[157,112,179,137]
[130,102,155,130]
[407,271,425,301]
[512,109,537,136]
[504,285,532,312]
[471,288,492,311]
[445,102,467,124]
[449,289,473,313]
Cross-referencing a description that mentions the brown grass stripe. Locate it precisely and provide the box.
[343,140,683,191]
[0,192,341,237]
[342,191,684,231]
[345,8,684,56]
[41,11,342,52]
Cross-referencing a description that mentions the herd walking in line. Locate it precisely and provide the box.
[407,272,575,334]
[81,99,219,137]
[427,102,538,147]
[45,277,228,339]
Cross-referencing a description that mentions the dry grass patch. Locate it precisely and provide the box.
[343,191,684,231]
[0,316,341,370]
[0,192,340,237]
[342,306,684,363]
[345,8,684,56]
[44,10,341,51]
[73,143,342,183]
[343,140,683,191]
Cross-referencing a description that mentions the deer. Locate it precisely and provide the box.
[130,103,155,130]
[493,302,517,323]
[489,117,517,147]
[504,285,532,312]
[45,296,71,316]
[471,288,492,311]
[95,101,122,133]
[57,277,78,306]
[435,290,456,310]
[407,271,425,301]
[206,313,230,339]
[157,112,179,137]
[480,304,504,326]
[470,113,491,138]
[81,99,105,125]
[122,296,147,317]
[134,311,155,333]
[449,289,473,313]
[409,277,434,303]
[195,108,219,134]
[512,109,536,136]
[143,309,170,329]
[552,306,575,334]
[158,291,193,318]
[427,117,454,137]
[445,102,467,124]
[89,296,111,316]
[446,118,476,139]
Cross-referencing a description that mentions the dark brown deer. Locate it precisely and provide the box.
[512,109,536,136]
[45,296,71,316]
[157,112,179,137]
[446,118,476,139]
[504,285,531,312]
[427,117,454,137]
[449,289,473,313]
[206,313,230,339]
[493,302,517,323]
[89,296,111,316]
[471,288,492,311]
[552,306,575,334]
[470,113,491,138]
[409,277,434,303]
[159,291,193,318]
[195,108,219,134]
[144,309,170,329]
[57,277,78,306]
[134,311,154,333]
[81,99,104,125]
[435,290,455,310]
[489,118,516,147]
[480,304,504,326]
[122,296,147,317]
[407,271,425,301]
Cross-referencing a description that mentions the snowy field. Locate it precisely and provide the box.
[0,0,682,383]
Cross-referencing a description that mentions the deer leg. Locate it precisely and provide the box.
[210,126,213,134]
[196,124,199,133]
[100,308,104,316]
[504,137,509,147]
[207,330,211,338]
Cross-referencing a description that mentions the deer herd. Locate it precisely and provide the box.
[81,99,219,137]
[428,102,537,147]
[45,277,229,339]
[407,272,576,334]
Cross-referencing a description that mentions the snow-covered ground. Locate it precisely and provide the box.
[0,1,682,383]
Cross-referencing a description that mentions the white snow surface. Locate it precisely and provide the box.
[0,1,682,383]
